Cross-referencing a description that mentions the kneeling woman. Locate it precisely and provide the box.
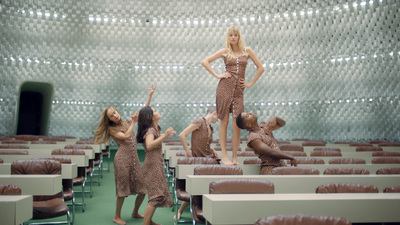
[236,112,297,174]
[137,106,176,225]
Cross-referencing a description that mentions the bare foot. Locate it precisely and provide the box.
[220,159,234,165]
[113,218,126,225]
[173,211,182,221]
[132,212,144,219]
[233,161,240,165]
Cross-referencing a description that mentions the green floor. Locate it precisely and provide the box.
[24,146,192,225]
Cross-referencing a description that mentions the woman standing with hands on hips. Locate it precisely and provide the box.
[201,26,265,165]
[136,105,176,225]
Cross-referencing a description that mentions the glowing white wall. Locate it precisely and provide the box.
[0,0,398,142]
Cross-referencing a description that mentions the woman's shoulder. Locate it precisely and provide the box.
[245,47,254,54]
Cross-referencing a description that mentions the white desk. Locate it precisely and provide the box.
[176,164,400,179]
[0,163,77,179]
[0,195,33,225]
[202,193,400,225]
[0,174,62,195]
[0,154,89,167]
[186,174,400,195]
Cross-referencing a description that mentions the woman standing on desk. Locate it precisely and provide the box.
[201,26,265,165]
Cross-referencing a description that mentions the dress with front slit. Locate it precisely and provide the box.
[216,55,249,120]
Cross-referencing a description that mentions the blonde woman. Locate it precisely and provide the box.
[201,26,265,165]
[94,85,156,225]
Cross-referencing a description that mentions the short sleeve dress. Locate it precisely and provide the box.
[109,120,145,197]
[142,127,173,207]
[216,55,249,120]
[246,120,287,174]
[190,118,215,158]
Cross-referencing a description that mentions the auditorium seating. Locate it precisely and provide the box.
[254,214,352,225]
[323,168,370,175]
[0,184,22,195]
[11,159,71,224]
[174,157,218,224]
[52,148,87,211]
[315,183,379,193]
[271,167,319,175]
[191,165,243,224]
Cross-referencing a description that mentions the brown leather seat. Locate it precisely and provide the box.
[316,183,378,193]
[329,158,366,164]
[31,140,57,144]
[323,168,370,175]
[76,140,94,144]
[254,214,352,225]
[281,151,307,156]
[1,139,28,144]
[176,151,187,156]
[0,184,22,195]
[30,157,76,223]
[294,157,324,164]
[310,150,342,157]
[237,151,257,156]
[177,157,218,165]
[64,145,96,187]
[376,167,400,174]
[0,144,29,149]
[194,165,243,175]
[277,141,290,145]
[349,143,373,147]
[356,146,382,152]
[334,141,352,144]
[214,146,241,151]
[102,145,111,172]
[292,138,310,141]
[209,179,274,194]
[378,143,400,147]
[14,135,40,141]
[371,157,400,164]
[372,151,400,156]
[64,144,93,149]
[192,165,243,224]
[302,141,326,146]
[314,147,341,152]
[52,149,87,211]
[279,144,304,151]
[0,158,3,163]
[271,167,319,175]
[0,150,29,155]
[243,158,262,164]
[174,157,218,223]
[42,137,67,142]
[11,159,71,224]
[383,185,400,193]
[369,140,389,144]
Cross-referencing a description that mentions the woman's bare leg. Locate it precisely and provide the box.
[132,194,145,218]
[232,116,241,165]
[218,112,233,165]
[174,201,189,221]
[114,197,126,225]
[143,204,158,225]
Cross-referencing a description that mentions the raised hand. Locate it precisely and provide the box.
[165,127,176,137]
[131,110,139,123]
[148,84,156,96]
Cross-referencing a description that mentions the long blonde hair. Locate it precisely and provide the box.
[224,26,247,59]
[94,106,118,144]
